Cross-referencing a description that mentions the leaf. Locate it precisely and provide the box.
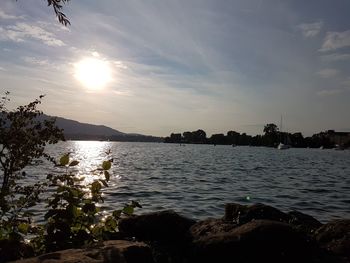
[59,154,69,166]
[99,179,108,187]
[122,205,134,216]
[69,160,79,166]
[104,171,110,181]
[102,161,111,171]
[131,200,142,208]
[18,223,29,234]
[91,181,102,194]
[112,210,122,219]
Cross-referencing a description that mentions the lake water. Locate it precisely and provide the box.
[25,141,350,223]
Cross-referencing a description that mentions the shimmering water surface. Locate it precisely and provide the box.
[27,141,350,222]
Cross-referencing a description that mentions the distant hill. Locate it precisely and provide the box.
[49,115,162,142]
[53,116,126,137]
[0,112,162,142]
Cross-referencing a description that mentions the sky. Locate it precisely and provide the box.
[0,0,350,136]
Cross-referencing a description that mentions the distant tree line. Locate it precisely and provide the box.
[164,124,346,148]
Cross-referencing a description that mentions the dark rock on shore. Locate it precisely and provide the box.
[192,220,322,263]
[11,204,350,263]
[315,219,350,260]
[224,203,290,224]
[11,240,153,263]
[288,210,323,234]
[224,203,323,234]
[118,210,196,242]
[190,218,237,240]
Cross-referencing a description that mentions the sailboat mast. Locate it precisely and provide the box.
[280,115,283,133]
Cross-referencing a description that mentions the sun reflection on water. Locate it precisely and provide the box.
[69,141,114,185]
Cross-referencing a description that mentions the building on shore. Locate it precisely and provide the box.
[326,130,350,146]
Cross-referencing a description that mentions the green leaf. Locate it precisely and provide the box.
[18,223,29,234]
[122,205,134,216]
[99,179,108,187]
[60,154,69,166]
[91,181,102,194]
[112,210,121,219]
[104,171,110,181]
[102,161,111,171]
[131,200,142,208]
[69,160,79,166]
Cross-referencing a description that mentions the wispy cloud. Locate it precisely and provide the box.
[317,89,342,96]
[0,22,65,46]
[320,30,350,51]
[0,10,22,20]
[298,22,323,38]
[22,56,50,66]
[320,53,350,62]
[316,68,338,78]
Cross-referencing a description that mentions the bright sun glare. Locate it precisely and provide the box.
[74,57,112,90]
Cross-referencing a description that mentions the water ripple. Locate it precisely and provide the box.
[23,142,350,223]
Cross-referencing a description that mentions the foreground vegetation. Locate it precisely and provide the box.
[0,93,140,261]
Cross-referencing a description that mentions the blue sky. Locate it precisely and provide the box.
[0,0,350,136]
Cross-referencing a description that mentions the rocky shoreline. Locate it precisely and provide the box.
[11,203,350,263]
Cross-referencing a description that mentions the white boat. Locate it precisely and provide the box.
[277,116,291,150]
[278,142,290,150]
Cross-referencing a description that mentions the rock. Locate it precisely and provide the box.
[288,210,323,234]
[0,240,34,263]
[11,240,154,263]
[192,219,321,263]
[118,210,196,242]
[224,203,289,224]
[190,218,237,241]
[314,219,350,259]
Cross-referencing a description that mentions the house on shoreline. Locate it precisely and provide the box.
[326,130,350,146]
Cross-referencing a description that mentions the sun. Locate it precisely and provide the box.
[74,57,112,90]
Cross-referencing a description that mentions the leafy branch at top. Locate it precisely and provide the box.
[47,0,71,26]
[16,0,71,26]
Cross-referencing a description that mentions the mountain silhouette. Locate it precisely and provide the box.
[49,115,161,142]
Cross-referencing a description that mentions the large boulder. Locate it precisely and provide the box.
[190,218,237,241]
[118,210,196,242]
[288,210,323,234]
[11,240,154,263]
[224,203,289,224]
[0,240,34,263]
[314,219,350,260]
[192,219,323,263]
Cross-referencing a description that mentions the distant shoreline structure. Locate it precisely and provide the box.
[163,129,350,149]
[37,114,350,147]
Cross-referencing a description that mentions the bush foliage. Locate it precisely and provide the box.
[0,93,140,261]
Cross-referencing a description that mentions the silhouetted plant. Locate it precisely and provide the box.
[35,153,141,253]
[0,92,64,261]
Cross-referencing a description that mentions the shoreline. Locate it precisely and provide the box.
[10,203,350,263]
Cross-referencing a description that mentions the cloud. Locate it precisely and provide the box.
[0,10,22,20]
[316,68,338,78]
[298,22,323,38]
[320,30,350,51]
[22,56,50,66]
[320,53,350,62]
[113,61,128,70]
[317,89,342,96]
[342,78,350,87]
[0,22,65,46]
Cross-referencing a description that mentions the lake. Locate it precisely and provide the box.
[25,141,350,222]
